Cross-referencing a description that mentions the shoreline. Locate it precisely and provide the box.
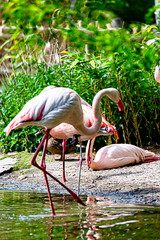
[0,147,160,206]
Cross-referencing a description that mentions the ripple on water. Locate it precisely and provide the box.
[0,190,160,240]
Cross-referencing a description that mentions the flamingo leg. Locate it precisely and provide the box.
[78,142,83,196]
[31,130,86,215]
[62,139,67,182]
[40,131,56,216]
[86,140,92,169]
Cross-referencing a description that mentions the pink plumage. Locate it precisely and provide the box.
[4,86,83,135]
[86,140,160,170]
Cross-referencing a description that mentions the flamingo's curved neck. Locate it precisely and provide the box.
[75,88,120,137]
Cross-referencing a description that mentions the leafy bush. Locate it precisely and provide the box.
[1,0,159,154]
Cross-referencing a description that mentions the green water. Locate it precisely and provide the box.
[0,190,160,240]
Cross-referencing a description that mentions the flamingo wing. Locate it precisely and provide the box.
[4,87,82,136]
[4,94,44,136]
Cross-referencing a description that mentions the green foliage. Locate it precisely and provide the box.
[105,0,155,25]
[0,0,159,153]
[0,42,160,153]
[0,0,157,91]
[1,0,155,69]
[2,0,155,29]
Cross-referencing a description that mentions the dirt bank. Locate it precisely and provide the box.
[0,145,160,205]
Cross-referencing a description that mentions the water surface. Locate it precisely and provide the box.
[0,190,160,239]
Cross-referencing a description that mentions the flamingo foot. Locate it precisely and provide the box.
[71,191,86,206]
[61,177,67,183]
[44,168,86,206]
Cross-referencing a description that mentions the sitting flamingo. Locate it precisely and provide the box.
[86,138,160,170]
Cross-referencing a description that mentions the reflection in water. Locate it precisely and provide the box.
[0,190,160,240]
[85,195,136,239]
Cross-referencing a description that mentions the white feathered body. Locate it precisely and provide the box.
[89,143,157,170]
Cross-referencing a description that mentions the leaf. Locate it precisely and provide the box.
[11,30,21,40]
[90,60,96,68]
[0,54,14,63]
[15,62,24,70]
[0,39,11,50]
[69,59,79,69]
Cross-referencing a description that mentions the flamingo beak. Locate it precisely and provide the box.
[117,99,124,112]
[99,126,117,135]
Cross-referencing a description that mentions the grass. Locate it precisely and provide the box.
[0,151,55,171]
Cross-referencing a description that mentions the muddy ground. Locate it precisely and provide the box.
[0,145,160,206]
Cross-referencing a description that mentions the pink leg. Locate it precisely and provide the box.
[40,131,55,216]
[86,140,91,169]
[62,139,67,182]
[31,130,86,216]
[31,129,55,216]
[78,142,83,196]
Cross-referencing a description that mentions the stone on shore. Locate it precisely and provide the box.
[0,157,17,175]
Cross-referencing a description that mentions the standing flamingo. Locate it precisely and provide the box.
[86,138,160,170]
[37,86,120,182]
[4,86,123,216]
[38,96,119,182]
[44,88,123,195]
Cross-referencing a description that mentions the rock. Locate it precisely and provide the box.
[17,175,27,180]
[0,157,17,175]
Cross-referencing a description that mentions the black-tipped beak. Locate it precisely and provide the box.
[119,111,124,117]
[98,127,107,134]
